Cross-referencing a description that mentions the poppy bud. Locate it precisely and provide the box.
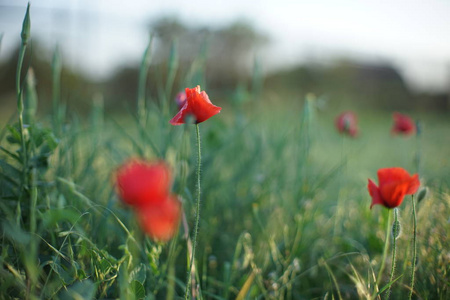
[21,3,31,46]
[392,112,415,135]
[417,187,428,203]
[392,219,401,239]
[335,111,358,137]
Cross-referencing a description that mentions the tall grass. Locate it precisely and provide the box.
[0,4,449,299]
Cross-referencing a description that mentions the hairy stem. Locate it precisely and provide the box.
[377,209,392,287]
[409,195,417,299]
[387,208,398,300]
[16,3,30,202]
[185,124,202,300]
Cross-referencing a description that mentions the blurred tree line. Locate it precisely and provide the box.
[0,17,448,115]
[265,60,450,111]
[0,40,96,115]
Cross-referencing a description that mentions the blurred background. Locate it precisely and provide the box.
[1,0,450,115]
[1,3,449,298]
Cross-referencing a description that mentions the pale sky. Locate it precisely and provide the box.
[1,0,450,92]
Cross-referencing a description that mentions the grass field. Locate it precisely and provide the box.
[0,5,449,300]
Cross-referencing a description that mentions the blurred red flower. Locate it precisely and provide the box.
[392,112,415,135]
[115,158,181,241]
[137,194,181,242]
[170,86,221,125]
[115,159,172,207]
[368,167,420,209]
[335,111,358,137]
[175,91,187,109]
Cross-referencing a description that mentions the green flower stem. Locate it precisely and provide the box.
[387,208,398,300]
[164,39,178,116]
[409,195,417,299]
[52,46,61,131]
[137,34,153,126]
[17,43,27,164]
[17,3,30,199]
[185,124,202,300]
[377,209,392,287]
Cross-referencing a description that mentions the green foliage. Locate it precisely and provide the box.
[0,4,449,300]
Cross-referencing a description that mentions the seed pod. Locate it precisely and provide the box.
[417,187,428,203]
[392,219,401,239]
[21,3,31,45]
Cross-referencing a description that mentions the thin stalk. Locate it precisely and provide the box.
[386,208,398,300]
[164,39,178,117]
[184,124,202,300]
[27,167,38,295]
[409,195,417,299]
[51,46,61,132]
[414,121,421,174]
[17,3,31,200]
[16,43,27,167]
[333,135,346,237]
[137,34,153,126]
[377,209,392,287]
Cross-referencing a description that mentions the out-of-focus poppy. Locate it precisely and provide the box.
[115,159,171,208]
[368,167,420,209]
[175,91,187,109]
[170,86,221,125]
[335,111,358,137]
[137,195,181,242]
[115,158,182,242]
[392,112,415,135]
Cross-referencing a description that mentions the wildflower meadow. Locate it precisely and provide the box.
[0,4,449,300]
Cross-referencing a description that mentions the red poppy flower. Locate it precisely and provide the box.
[392,112,415,135]
[335,111,358,137]
[368,167,420,209]
[115,159,171,207]
[175,91,187,109]
[137,195,181,242]
[170,86,221,125]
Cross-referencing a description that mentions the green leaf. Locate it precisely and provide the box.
[6,125,21,145]
[1,220,30,245]
[0,159,22,180]
[50,260,75,285]
[41,208,82,229]
[130,280,146,299]
[42,129,59,151]
[58,279,96,300]
[76,269,87,280]
[0,146,21,163]
[376,275,403,296]
[129,263,147,284]
[0,172,19,199]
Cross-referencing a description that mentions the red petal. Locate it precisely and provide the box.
[115,159,171,207]
[379,181,409,208]
[169,101,191,125]
[137,195,181,242]
[368,179,384,209]
[377,167,411,188]
[406,174,420,195]
[369,167,419,209]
